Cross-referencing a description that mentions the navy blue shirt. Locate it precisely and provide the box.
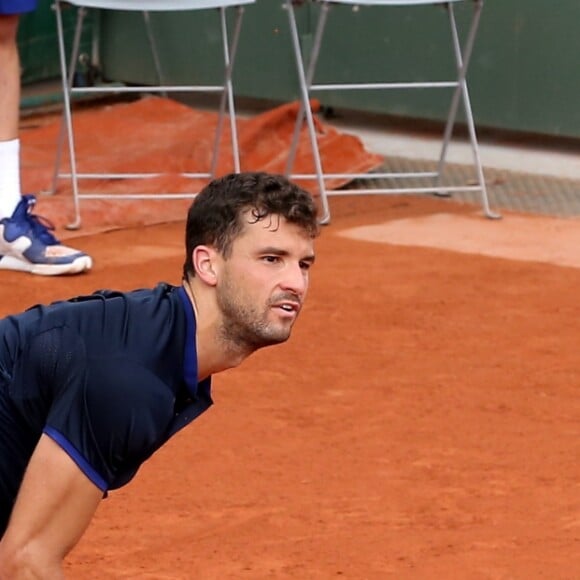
[0,283,212,533]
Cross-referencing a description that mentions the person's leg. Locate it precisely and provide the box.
[0,13,22,217]
[0,2,93,276]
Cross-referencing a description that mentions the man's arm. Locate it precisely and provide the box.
[0,434,103,579]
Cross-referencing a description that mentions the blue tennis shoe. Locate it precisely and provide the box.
[0,195,92,276]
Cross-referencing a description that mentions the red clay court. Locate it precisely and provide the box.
[2,99,579,578]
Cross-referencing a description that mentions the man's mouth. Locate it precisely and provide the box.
[272,301,300,314]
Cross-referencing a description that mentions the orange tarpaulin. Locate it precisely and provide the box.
[20,96,383,234]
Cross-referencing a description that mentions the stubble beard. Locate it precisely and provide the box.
[216,282,293,357]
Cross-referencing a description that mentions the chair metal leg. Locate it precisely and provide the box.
[51,3,84,197]
[450,0,499,219]
[436,1,499,218]
[54,2,86,229]
[143,11,167,98]
[210,6,244,176]
[286,0,331,224]
[284,0,329,177]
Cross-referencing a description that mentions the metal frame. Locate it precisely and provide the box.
[52,0,253,229]
[284,0,500,224]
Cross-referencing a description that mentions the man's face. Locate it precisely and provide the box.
[215,213,315,351]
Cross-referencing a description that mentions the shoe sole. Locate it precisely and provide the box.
[0,255,93,276]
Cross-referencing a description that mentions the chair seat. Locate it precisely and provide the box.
[63,0,255,11]
[315,0,466,6]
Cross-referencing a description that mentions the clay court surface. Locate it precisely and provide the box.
[3,97,579,578]
[1,190,579,578]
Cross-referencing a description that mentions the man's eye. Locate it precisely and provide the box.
[262,256,280,264]
[299,261,312,271]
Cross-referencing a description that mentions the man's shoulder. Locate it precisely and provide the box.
[72,281,177,304]
[6,283,179,336]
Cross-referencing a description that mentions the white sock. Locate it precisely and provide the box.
[0,138,23,219]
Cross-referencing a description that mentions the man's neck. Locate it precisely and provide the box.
[182,280,253,381]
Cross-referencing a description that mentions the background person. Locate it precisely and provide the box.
[0,0,92,275]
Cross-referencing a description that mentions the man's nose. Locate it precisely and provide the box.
[279,262,308,296]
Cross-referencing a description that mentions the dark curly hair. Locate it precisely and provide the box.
[183,172,319,279]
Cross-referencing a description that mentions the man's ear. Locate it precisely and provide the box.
[192,245,219,286]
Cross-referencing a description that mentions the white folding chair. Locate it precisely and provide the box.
[52,0,255,229]
[284,0,499,224]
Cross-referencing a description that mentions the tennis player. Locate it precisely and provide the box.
[0,172,318,576]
